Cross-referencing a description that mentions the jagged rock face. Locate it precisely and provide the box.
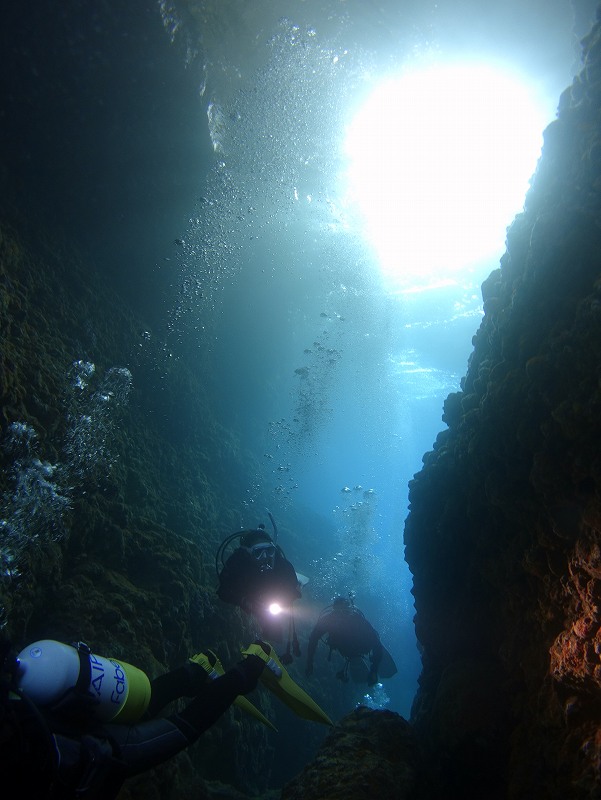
[0,226,277,798]
[281,707,428,800]
[404,13,601,800]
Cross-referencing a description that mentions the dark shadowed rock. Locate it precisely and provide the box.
[281,706,428,800]
[404,11,601,800]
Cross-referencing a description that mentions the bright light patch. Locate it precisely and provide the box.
[344,63,549,288]
[268,602,283,616]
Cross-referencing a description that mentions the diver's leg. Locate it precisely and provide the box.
[146,660,209,717]
[107,655,265,776]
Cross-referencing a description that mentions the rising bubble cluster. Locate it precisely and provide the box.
[360,682,390,711]
[0,422,70,582]
[64,362,133,482]
[309,484,380,596]
[0,361,133,624]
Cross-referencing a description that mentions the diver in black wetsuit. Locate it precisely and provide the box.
[1,639,271,799]
[217,529,301,616]
[216,524,302,659]
[305,596,383,685]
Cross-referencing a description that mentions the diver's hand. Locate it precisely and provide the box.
[241,640,282,680]
[256,640,283,678]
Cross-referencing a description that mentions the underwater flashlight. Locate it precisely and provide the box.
[267,602,283,616]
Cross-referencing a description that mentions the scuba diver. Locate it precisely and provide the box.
[1,635,332,799]
[216,512,304,663]
[305,595,397,686]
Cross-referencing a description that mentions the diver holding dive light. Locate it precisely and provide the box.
[216,513,305,663]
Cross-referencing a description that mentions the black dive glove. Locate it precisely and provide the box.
[233,641,271,694]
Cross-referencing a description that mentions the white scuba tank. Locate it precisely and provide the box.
[16,639,151,723]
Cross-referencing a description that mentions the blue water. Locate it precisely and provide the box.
[1,0,590,729]
[153,0,584,718]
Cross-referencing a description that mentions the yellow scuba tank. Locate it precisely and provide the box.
[16,640,151,723]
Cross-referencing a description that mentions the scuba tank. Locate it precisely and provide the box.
[16,640,151,724]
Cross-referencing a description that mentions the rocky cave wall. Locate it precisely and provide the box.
[5,4,601,800]
[403,11,601,799]
[0,217,281,798]
[0,4,357,796]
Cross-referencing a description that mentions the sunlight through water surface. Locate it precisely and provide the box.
[343,62,550,289]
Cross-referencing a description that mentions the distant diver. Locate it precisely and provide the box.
[215,513,305,664]
[305,595,397,685]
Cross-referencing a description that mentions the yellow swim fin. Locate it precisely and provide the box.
[241,642,333,727]
[190,650,277,732]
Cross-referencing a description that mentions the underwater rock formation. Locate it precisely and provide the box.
[403,10,601,799]
[275,12,601,800]
[3,2,601,798]
[0,222,278,798]
[0,6,353,795]
[281,706,428,800]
